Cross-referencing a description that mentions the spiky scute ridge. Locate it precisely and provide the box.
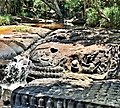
[11,79,120,108]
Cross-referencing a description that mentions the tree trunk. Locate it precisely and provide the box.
[41,0,64,23]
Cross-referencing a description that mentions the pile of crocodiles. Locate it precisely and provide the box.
[0,26,120,108]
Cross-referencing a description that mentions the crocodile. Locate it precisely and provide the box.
[1,28,120,108]
[4,42,119,108]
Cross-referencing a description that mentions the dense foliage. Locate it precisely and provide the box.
[86,8,99,27]
[0,0,120,28]
[0,15,11,25]
[84,0,120,28]
[64,0,83,18]
[100,6,120,28]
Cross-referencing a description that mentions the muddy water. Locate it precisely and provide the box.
[0,26,27,34]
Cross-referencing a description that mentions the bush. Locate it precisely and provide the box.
[0,15,11,25]
[100,6,120,28]
[86,8,99,27]
[64,0,83,18]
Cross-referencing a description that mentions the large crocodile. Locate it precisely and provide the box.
[1,27,120,108]
[10,43,120,108]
